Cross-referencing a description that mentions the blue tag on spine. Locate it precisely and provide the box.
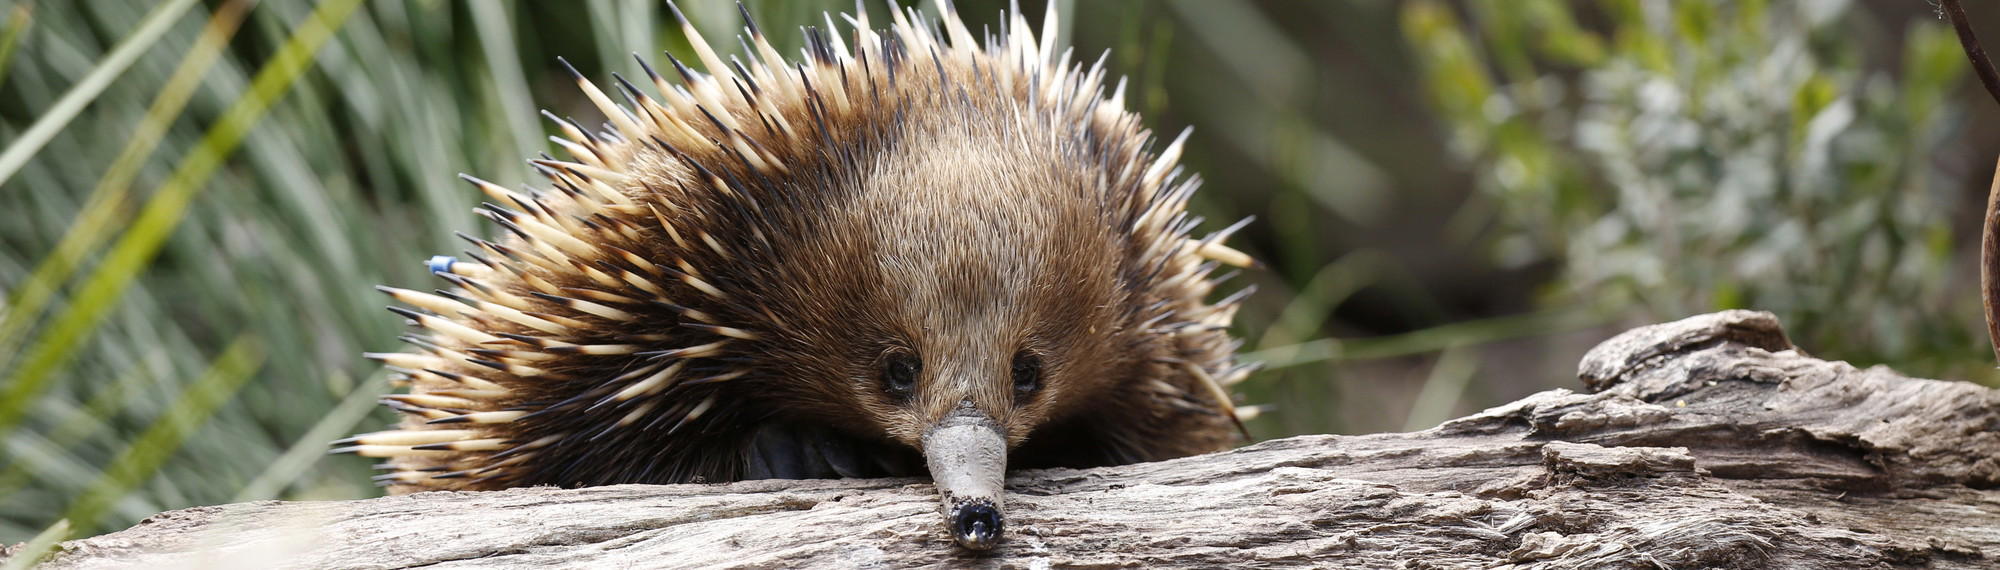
[426,255,457,275]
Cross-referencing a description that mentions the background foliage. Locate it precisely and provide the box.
[0,0,1991,545]
[1406,0,1976,373]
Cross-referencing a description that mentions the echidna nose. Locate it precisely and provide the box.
[951,501,1003,550]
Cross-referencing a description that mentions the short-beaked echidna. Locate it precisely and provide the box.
[337,1,1255,550]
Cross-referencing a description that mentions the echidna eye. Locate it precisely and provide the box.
[882,352,920,401]
[1011,352,1042,398]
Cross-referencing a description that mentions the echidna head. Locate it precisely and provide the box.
[736,118,1147,549]
[815,133,1126,439]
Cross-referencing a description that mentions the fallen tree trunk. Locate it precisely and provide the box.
[7,310,2000,568]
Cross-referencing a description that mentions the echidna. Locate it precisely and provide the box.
[336,0,1255,551]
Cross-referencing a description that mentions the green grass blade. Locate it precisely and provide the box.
[0,3,33,90]
[0,0,257,374]
[0,0,364,438]
[0,0,201,188]
[0,518,70,570]
[231,370,388,502]
[0,358,155,500]
[1254,250,1388,351]
[1245,307,1608,371]
[468,0,543,165]
[58,337,263,536]
[1401,344,1478,432]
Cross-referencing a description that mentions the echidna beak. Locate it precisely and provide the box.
[922,403,1007,551]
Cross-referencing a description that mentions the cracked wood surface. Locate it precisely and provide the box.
[7,310,2000,568]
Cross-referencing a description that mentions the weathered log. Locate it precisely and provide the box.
[7,310,1999,568]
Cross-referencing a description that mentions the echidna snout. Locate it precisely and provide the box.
[922,404,1009,550]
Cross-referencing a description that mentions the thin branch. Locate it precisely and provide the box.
[1943,0,2000,106]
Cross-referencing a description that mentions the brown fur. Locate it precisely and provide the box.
[342,2,1250,491]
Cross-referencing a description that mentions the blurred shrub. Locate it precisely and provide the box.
[1404,0,1981,377]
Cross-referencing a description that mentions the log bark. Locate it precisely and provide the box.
[7,310,2000,568]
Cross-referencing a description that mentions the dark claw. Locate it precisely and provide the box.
[951,501,1003,551]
